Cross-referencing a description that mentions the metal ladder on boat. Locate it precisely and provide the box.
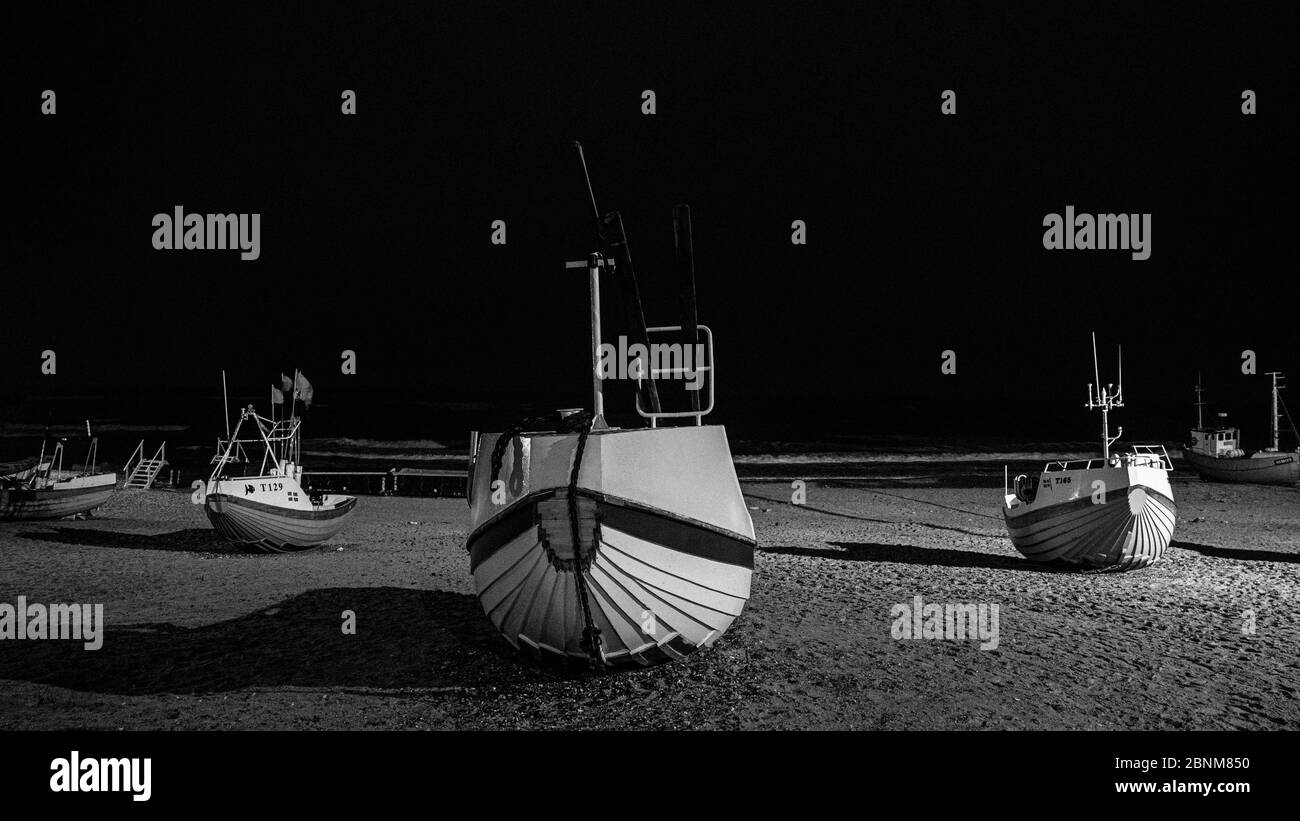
[122,441,168,489]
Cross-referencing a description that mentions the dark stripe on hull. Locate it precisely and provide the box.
[0,485,115,521]
[205,494,356,552]
[467,488,755,573]
[1183,450,1299,486]
[1004,484,1177,570]
[468,490,753,668]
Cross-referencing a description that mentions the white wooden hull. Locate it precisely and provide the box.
[205,475,356,552]
[0,473,117,521]
[1003,464,1176,570]
[467,425,755,667]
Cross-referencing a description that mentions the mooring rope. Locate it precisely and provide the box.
[486,410,604,669]
[743,485,1003,523]
[565,412,604,667]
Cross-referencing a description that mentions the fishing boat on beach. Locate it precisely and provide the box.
[204,374,356,551]
[0,432,116,521]
[1002,335,1176,570]
[464,142,756,668]
[1182,372,1298,486]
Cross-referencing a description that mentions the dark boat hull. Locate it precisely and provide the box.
[205,493,357,552]
[1182,449,1299,486]
[0,483,115,521]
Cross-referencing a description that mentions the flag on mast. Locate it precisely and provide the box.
[280,371,314,409]
[294,372,314,408]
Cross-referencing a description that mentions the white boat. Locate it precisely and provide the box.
[1002,335,1176,570]
[1182,372,1299,486]
[205,378,356,551]
[0,435,116,521]
[465,143,756,668]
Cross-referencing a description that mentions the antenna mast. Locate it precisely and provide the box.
[1265,371,1286,451]
[222,370,231,439]
[1085,332,1124,459]
[1193,372,1205,429]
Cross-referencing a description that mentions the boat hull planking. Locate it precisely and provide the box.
[0,474,117,521]
[467,425,756,667]
[1181,448,1299,486]
[205,492,357,551]
[1003,464,1176,570]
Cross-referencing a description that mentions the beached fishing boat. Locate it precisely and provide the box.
[0,436,116,521]
[465,143,756,668]
[1182,373,1298,486]
[204,378,356,551]
[1002,336,1176,570]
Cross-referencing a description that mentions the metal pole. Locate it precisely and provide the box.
[673,204,702,422]
[573,141,603,240]
[222,371,231,439]
[589,253,605,426]
[1101,403,1110,460]
[1195,374,1203,429]
[1091,333,1101,402]
[1271,372,1280,451]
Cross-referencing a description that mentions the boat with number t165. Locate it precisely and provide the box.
[1002,335,1177,570]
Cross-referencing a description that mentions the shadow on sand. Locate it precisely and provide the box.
[0,587,542,696]
[761,541,1052,572]
[1173,540,1300,565]
[18,527,259,555]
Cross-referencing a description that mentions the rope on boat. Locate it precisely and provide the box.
[565,412,604,667]
[486,410,605,669]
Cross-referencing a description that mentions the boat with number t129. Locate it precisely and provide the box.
[465,143,756,669]
[1002,335,1176,570]
[204,373,356,551]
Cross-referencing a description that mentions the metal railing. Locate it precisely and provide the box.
[1045,444,1172,472]
[210,439,249,465]
[121,440,144,483]
[634,324,715,427]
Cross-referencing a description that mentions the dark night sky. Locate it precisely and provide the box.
[6,5,1295,445]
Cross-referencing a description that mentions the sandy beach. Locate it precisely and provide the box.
[1,480,1296,730]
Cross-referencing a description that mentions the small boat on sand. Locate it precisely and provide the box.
[1002,335,1176,570]
[0,435,116,521]
[1182,372,1298,486]
[204,376,356,551]
[465,143,756,668]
